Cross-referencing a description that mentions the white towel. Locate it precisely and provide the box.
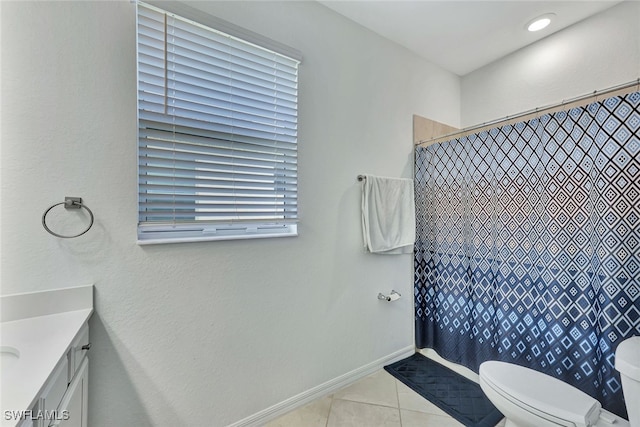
[361,175,416,254]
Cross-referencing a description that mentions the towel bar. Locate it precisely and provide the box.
[42,197,94,238]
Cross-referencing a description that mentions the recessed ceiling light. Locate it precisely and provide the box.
[527,13,555,32]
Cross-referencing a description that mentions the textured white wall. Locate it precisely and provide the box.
[0,1,459,426]
[461,1,640,127]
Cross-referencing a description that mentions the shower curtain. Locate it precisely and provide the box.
[414,91,639,418]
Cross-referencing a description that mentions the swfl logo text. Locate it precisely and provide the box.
[4,410,70,421]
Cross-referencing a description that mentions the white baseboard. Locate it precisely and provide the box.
[228,345,415,427]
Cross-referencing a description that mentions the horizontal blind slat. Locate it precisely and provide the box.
[162,93,297,129]
[139,152,297,175]
[139,128,298,155]
[140,119,297,151]
[167,47,298,92]
[161,103,297,137]
[140,201,297,210]
[141,192,296,203]
[140,146,298,166]
[167,65,298,103]
[139,161,297,180]
[140,211,297,220]
[166,37,298,86]
[169,18,299,73]
[139,113,297,144]
[138,180,297,194]
[167,83,298,117]
[167,70,298,104]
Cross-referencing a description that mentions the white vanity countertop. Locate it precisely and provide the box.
[0,285,93,427]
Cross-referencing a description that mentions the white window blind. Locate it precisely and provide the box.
[136,2,300,244]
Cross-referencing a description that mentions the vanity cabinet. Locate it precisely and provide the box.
[17,323,89,427]
[1,285,93,427]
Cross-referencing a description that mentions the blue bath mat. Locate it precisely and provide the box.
[384,353,503,427]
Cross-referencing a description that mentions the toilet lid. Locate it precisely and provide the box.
[615,336,640,381]
[480,361,601,427]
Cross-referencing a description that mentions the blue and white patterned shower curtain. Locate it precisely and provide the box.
[414,91,639,417]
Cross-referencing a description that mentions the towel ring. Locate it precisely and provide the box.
[42,197,94,238]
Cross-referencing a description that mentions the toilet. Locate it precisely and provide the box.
[479,336,640,427]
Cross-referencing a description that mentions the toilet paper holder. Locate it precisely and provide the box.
[378,290,401,302]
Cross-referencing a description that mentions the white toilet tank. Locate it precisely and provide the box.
[615,336,640,427]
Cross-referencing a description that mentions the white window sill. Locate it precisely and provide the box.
[136,224,298,245]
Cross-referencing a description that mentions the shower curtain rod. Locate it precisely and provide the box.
[417,78,640,147]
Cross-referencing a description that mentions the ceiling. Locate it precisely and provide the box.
[318,1,624,76]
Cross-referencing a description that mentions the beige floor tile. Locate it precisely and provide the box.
[400,410,465,427]
[333,370,399,408]
[327,399,401,427]
[395,380,450,417]
[263,396,332,427]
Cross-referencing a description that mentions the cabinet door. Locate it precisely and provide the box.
[70,324,90,377]
[50,358,88,427]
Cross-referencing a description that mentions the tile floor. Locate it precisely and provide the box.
[265,369,506,427]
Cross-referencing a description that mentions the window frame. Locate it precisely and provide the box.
[136,1,302,245]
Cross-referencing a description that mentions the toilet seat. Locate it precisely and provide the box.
[480,361,601,427]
